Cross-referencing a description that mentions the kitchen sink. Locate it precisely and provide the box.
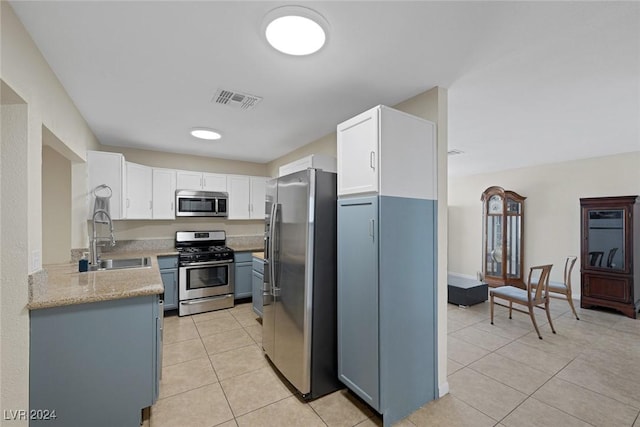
[89,257,152,271]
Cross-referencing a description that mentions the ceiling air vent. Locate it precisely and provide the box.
[212,89,262,110]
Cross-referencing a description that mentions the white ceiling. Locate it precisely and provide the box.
[9,1,640,176]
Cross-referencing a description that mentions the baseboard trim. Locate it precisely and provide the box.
[438,381,449,398]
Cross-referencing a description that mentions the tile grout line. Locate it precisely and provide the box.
[549,317,640,413]
[455,304,636,427]
[205,304,287,426]
[201,305,255,426]
[448,307,581,425]
[305,403,330,427]
[493,357,593,426]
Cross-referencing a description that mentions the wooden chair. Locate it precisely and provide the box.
[606,248,618,268]
[543,256,579,320]
[490,264,555,339]
[588,251,603,267]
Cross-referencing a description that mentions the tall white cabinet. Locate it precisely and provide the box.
[337,105,438,427]
[87,151,126,220]
[228,175,266,220]
[152,168,176,219]
[125,162,152,219]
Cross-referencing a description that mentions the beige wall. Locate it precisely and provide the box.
[448,151,640,298]
[112,219,264,241]
[1,2,101,271]
[1,88,30,427]
[266,88,450,396]
[1,2,101,420]
[266,133,337,177]
[100,145,268,176]
[42,144,72,264]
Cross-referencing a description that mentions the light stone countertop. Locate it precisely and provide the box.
[28,251,165,310]
[227,235,264,253]
[252,252,265,260]
[228,243,265,252]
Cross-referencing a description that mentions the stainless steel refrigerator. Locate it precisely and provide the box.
[263,168,340,399]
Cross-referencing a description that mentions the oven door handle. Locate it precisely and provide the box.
[179,260,233,267]
[180,295,233,305]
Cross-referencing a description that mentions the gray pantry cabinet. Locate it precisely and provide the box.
[158,255,178,310]
[251,256,265,317]
[30,295,161,427]
[336,105,438,427]
[234,252,253,299]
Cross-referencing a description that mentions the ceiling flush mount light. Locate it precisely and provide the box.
[190,128,222,141]
[263,6,329,56]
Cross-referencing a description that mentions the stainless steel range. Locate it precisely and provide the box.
[176,230,235,316]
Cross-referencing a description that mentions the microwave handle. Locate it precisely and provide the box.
[215,198,227,214]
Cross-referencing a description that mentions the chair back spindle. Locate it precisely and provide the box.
[529,265,552,304]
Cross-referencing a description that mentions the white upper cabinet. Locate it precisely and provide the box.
[176,171,227,192]
[176,171,202,191]
[87,150,126,220]
[228,175,266,220]
[249,176,266,220]
[337,105,437,200]
[337,107,380,196]
[88,151,263,221]
[202,173,227,192]
[228,175,250,219]
[152,168,176,219]
[278,154,337,177]
[125,162,152,219]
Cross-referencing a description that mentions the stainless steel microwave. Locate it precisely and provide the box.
[175,190,228,217]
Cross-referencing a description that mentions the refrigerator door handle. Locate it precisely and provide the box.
[269,203,278,296]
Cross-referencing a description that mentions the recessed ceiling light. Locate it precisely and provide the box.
[190,128,222,140]
[263,6,329,56]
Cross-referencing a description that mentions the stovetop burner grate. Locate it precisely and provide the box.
[175,231,234,264]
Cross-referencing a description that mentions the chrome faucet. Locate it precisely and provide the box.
[90,209,116,266]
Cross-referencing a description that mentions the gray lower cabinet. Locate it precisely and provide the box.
[158,255,178,310]
[252,257,264,317]
[30,295,161,427]
[338,195,438,427]
[234,252,253,299]
[337,197,380,408]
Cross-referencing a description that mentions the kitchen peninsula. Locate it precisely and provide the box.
[28,254,165,427]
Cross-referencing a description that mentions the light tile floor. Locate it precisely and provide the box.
[151,300,640,427]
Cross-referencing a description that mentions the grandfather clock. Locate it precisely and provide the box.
[481,186,525,288]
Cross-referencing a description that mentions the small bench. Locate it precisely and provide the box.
[448,274,488,306]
